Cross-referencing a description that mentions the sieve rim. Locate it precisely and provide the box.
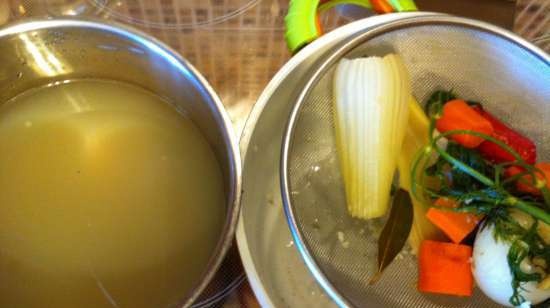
[280,14,550,308]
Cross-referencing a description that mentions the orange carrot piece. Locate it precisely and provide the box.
[426,198,482,243]
[436,99,494,148]
[418,240,473,297]
[506,163,550,195]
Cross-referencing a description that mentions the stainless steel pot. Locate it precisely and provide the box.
[0,19,241,308]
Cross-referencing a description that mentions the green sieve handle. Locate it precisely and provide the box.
[284,0,418,53]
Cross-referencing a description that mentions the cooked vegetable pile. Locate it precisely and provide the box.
[412,90,550,307]
[332,54,550,307]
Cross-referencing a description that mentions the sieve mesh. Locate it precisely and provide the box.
[284,20,550,307]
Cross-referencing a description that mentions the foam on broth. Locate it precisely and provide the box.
[0,79,226,308]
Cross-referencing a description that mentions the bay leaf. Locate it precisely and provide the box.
[369,188,414,284]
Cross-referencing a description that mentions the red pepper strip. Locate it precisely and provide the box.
[435,100,494,149]
[371,0,395,13]
[472,106,537,164]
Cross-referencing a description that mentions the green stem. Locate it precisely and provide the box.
[495,164,503,187]
[428,118,437,144]
[496,161,522,168]
[435,145,550,223]
[541,187,550,210]
[433,129,550,192]
[435,129,523,161]
[423,188,448,199]
[512,200,550,225]
[434,145,495,186]
[433,129,541,182]
[410,144,431,199]
[412,118,550,224]
[428,130,550,223]
[502,171,530,186]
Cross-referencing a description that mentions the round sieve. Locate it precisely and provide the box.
[281,15,550,308]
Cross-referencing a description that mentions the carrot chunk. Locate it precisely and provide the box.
[435,99,494,148]
[426,198,482,243]
[418,240,473,297]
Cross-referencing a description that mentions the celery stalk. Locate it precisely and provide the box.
[333,54,411,219]
[398,99,445,252]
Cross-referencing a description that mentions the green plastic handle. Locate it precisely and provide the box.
[388,0,417,11]
[319,0,371,12]
[284,0,321,54]
[284,0,417,53]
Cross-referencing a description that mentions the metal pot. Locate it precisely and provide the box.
[0,19,241,308]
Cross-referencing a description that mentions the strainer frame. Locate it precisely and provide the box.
[280,14,550,308]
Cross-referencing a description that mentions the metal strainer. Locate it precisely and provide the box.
[281,15,550,308]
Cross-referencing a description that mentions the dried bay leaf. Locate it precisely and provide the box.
[369,188,414,284]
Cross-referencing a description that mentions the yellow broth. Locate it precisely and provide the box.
[0,80,225,308]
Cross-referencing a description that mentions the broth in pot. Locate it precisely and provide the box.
[0,79,225,308]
